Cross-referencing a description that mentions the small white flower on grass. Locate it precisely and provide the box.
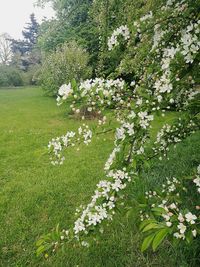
[81,241,89,247]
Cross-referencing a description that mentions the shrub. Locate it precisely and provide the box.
[0,65,23,87]
[38,41,92,96]
[21,64,41,86]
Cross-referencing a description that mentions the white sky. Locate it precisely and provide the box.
[0,0,55,39]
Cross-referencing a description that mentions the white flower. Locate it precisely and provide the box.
[157,95,163,103]
[128,111,136,119]
[169,203,177,209]
[108,25,130,50]
[116,127,125,140]
[81,241,89,247]
[163,214,170,221]
[193,177,200,187]
[173,232,185,239]
[185,212,197,224]
[58,83,72,100]
[65,230,69,236]
[130,80,136,86]
[74,219,86,234]
[166,221,172,227]
[136,98,143,106]
[177,223,186,234]
[140,11,153,22]
[178,213,184,222]
[192,229,197,237]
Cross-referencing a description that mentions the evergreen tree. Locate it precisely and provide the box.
[10,14,40,70]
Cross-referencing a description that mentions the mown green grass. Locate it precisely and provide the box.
[0,87,199,267]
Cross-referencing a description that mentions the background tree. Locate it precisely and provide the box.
[0,33,12,65]
[10,13,40,70]
[37,0,99,74]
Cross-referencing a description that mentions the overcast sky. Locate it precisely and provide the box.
[0,0,55,39]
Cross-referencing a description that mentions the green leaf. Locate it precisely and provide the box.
[141,233,155,252]
[36,234,51,247]
[152,228,169,251]
[132,159,137,169]
[36,245,46,256]
[36,238,45,247]
[56,223,60,233]
[151,207,167,215]
[139,219,157,231]
[142,223,159,233]
[71,78,77,91]
[139,203,147,208]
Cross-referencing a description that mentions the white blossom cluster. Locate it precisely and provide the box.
[73,169,131,235]
[138,111,154,129]
[141,173,199,241]
[48,131,75,165]
[161,0,183,11]
[152,24,167,50]
[153,119,198,159]
[180,21,200,64]
[68,78,126,115]
[48,124,92,165]
[153,21,199,101]
[104,146,121,171]
[57,83,72,105]
[115,111,153,143]
[37,0,200,256]
[78,125,92,145]
[153,46,178,98]
[140,11,153,22]
[108,25,130,51]
[161,0,189,14]
[115,123,134,141]
[69,105,156,241]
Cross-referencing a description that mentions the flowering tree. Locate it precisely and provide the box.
[36,0,200,256]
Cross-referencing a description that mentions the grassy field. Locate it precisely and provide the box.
[0,87,199,267]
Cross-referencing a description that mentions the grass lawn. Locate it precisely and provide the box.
[0,87,199,267]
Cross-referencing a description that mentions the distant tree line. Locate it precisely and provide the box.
[0,0,165,91]
[0,14,40,87]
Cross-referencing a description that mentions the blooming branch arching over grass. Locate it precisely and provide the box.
[36,0,200,257]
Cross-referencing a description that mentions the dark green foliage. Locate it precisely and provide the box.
[10,14,40,71]
[37,0,99,74]
[0,65,23,87]
[37,0,166,76]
